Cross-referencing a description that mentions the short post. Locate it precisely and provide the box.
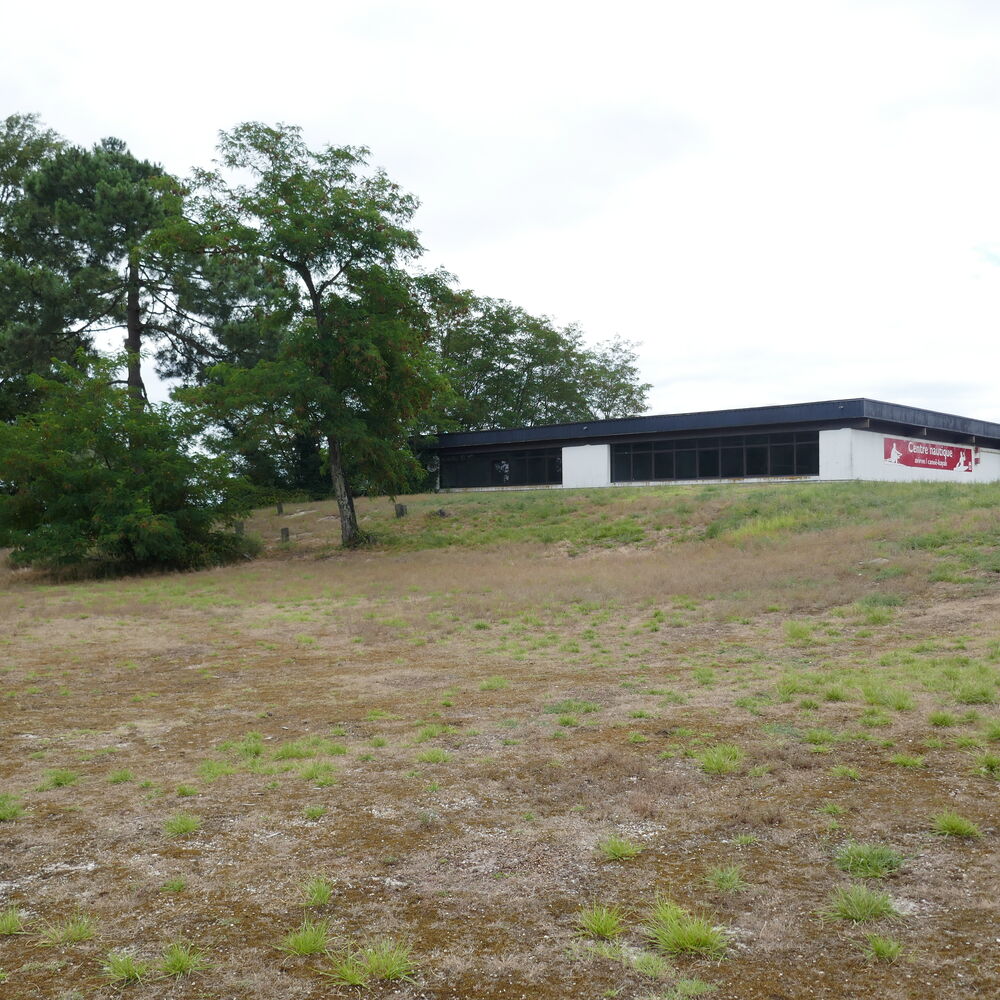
[280,527,290,543]
[394,503,408,518]
[276,501,284,515]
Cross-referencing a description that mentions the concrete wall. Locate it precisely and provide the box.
[820,428,1000,482]
[562,443,611,488]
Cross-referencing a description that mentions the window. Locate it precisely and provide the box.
[611,431,819,482]
[440,448,562,488]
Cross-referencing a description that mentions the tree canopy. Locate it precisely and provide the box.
[0,114,653,567]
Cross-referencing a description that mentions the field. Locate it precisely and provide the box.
[1,481,999,999]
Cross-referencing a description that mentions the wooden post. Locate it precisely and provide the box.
[276,501,284,515]
[394,503,408,518]
[280,527,290,543]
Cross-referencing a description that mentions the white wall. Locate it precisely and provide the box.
[820,428,1000,482]
[562,443,611,488]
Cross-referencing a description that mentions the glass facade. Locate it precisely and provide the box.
[611,431,819,482]
[440,448,563,488]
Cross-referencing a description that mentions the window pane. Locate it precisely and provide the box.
[675,450,697,479]
[770,443,795,476]
[720,447,743,478]
[632,451,652,480]
[653,451,674,480]
[612,449,631,482]
[796,441,819,474]
[698,448,720,478]
[746,446,769,476]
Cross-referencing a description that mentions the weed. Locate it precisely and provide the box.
[163,812,201,837]
[158,941,210,977]
[356,937,416,981]
[930,811,982,838]
[889,754,924,768]
[545,699,600,715]
[175,784,198,797]
[102,952,150,984]
[414,724,456,743]
[107,769,134,785]
[299,761,337,785]
[628,731,649,744]
[415,748,451,764]
[784,621,813,643]
[558,714,579,727]
[197,759,236,782]
[643,897,728,957]
[480,676,509,691]
[302,876,334,906]
[0,794,24,822]
[983,719,1000,741]
[863,934,903,962]
[597,834,644,861]
[277,918,330,955]
[667,980,718,998]
[576,904,626,939]
[303,805,326,820]
[733,833,759,846]
[835,843,903,879]
[704,864,749,893]
[0,906,25,935]
[695,743,744,775]
[823,884,899,922]
[37,768,79,790]
[975,751,1000,778]
[370,736,388,748]
[324,951,371,987]
[830,765,860,780]
[928,711,956,728]
[39,913,96,945]
[160,878,187,893]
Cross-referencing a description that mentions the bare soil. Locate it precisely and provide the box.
[1,492,998,999]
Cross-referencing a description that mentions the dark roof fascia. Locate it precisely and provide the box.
[429,398,1000,452]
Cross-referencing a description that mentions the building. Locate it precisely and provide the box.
[432,398,1000,491]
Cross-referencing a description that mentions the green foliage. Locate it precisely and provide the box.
[575,904,626,939]
[643,897,728,957]
[277,918,330,955]
[596,834,644,861]
[823,884,899,922]
[436,293,649,429]
[0,356,255,571]
[158,941,210,977]
[834,843,903,879]
[930,811,981,838]
[102,952,150,984]
[0,794,24,822]
[188,122,450,544]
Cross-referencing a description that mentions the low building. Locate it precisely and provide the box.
[432,398,1000,490]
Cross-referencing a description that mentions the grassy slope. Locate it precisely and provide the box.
[1,481,998,1000]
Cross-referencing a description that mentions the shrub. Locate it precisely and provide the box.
[0,355,256,572]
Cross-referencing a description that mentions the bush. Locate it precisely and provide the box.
[0,356,256,572]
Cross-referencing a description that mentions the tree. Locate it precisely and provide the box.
[3,133,199,407]
[435,295,650,430]
[0,355,255,572]
[190,122,449,545]
[0,113,75,421]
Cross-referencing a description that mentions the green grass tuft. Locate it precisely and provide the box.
[930,811,982,838]
[597,834,643,861]
[277,918,330,955]
[823,884,899,922]
[158,941,210,977]
[163,812,202,837]
[643,897,728,957]
[575,903,626,939]
[835,843,903,879]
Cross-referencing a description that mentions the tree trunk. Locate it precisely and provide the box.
[125,255,144,407]
[328,435,361,546]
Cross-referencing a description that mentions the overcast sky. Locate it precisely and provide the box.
[4,0,1000,420]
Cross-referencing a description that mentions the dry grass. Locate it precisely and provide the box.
[1,482,999,999]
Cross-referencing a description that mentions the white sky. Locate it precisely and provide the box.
[4,0,1000,420]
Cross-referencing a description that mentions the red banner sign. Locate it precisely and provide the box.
[883,437,977,473]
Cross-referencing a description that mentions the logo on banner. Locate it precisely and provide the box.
[883,437,977,473]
